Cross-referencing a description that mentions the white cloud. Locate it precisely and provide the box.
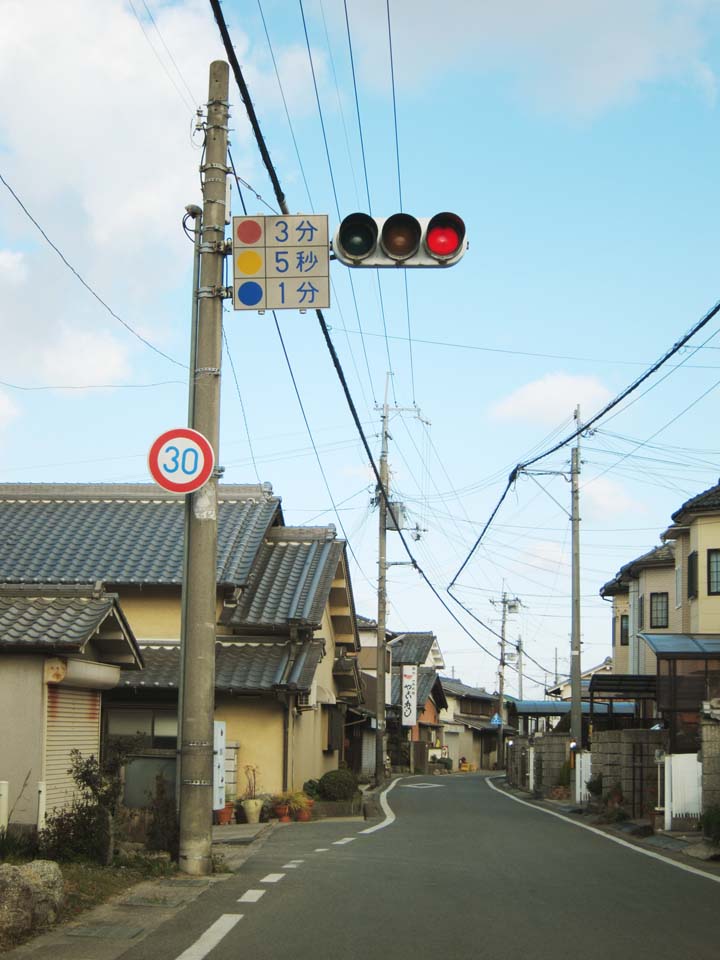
[0,250,29,286]
[489,373,611,425]
[582,475,646,518]
[343,0,718,113]
[0,392,19,430]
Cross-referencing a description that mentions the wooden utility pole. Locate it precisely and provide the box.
[570,406,583,767]
[496,593,508,768]
[375,378,390,784]
[178,61,228,876]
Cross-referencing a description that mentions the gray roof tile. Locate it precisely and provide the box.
[391,666,440,709]
[0,484,280,587]
[0,594,115,649]
[120,641,323,693]
[672,481,720,522]
[388,632,435,665]
[225,528,343,631]
[440,677,494,701]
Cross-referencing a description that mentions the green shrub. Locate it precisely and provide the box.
[586,773,603,798]
[39,800,106,862]
[0,826,38,862]
[302,779,320,799]
[700,804,720,845]
[318,769,359,801]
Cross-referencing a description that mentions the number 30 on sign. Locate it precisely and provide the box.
[148,428,215,494]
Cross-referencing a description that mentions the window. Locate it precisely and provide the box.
[650,592,669,629]
[620,614,629,646]
[638,595,644,630]
[708,550,720,595]
[675,564,682,608]
[688,551,698,599]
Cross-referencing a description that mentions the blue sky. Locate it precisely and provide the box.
[3,0,720,695]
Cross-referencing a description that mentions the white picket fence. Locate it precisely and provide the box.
[663,753,702,830]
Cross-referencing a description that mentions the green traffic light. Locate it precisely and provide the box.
[338,213,377,260]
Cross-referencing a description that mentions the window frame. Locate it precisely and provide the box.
[638,594,644,631]
[620,614,629,647]
[649,592,669,629]
[688,551,698,600]
[707,549,720,596]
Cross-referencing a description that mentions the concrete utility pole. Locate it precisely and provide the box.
[496,594,508,768]
[517,635,524,701]
[178,61,229,877]
[570,406,583,759]
[375,378,390,784]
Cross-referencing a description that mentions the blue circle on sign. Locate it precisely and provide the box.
[238,281,263,306]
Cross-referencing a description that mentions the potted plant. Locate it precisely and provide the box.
[241,764,263,824]
[271,793,292,823]
[287,791,312,822]
[217,791,235,826]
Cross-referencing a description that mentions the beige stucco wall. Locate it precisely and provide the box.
[637,565,677,674]
[612,595,630,673]
[214,696,285,797]
[0,656,45,826]
[112,587,182,640]
[690,517,720,633]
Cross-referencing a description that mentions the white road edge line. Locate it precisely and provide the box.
[486,777,720,886]
[359,777,401,835]
[174,914,243,960]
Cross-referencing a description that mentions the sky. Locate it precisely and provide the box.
[3,0,720,697]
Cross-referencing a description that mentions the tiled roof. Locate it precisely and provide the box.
[672,481,720,522]
[224,528,343,632]
[440,677,493,701]
[0,593,115,649]
[604,544,674,593]
[391,666,439,709]
[388,632,435,665]
[0,484,280,587]
[119,640,323,693]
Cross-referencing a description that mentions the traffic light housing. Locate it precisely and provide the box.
[333,212,466,267]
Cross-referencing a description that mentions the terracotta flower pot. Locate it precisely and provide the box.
[274,803,291,823]
[217,802,234,825]
[294,808,312,822]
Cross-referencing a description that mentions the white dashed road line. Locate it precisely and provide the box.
[282,863,300,868]
[314,847,329,852]
[237,890,265,903]
[174,914,243,960]
[332,837,355,845]
[260,873,286,883]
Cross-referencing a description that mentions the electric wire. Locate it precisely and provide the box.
[139,0,200,106]
[127,0,196,113]
[209,1,545,685]
[0,171,186,369]
[449,296,720,592]
[222,324,262,484]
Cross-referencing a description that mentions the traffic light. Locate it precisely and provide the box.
[332,212,466,268]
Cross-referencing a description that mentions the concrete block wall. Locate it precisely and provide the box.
[701,719,720,811]
[591,730,622,790]
[533,734,571,796]
[506,737,529,788]
[592,729,667,815]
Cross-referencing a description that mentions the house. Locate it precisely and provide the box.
[546,656,614,701]
[386,631,447,771]
[0,483,362,815]
[0,584,142,830]
[439,678,499,769]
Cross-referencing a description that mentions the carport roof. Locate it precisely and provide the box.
[640,633,720,656]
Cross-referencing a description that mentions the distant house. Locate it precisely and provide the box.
[439,678,499,769]
[0,483,362,818]
[0,584,141,830]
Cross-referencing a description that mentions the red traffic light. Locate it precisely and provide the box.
[332,212,467,268]
[425,213,465,260]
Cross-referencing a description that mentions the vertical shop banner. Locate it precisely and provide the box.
[401,666,417,727]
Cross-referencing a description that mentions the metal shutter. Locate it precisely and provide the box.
[44,686,101,814]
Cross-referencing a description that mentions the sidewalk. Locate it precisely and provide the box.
[3,823,274,960]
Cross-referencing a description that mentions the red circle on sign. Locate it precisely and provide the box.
[148,428,215,494]
[236,219,263,244]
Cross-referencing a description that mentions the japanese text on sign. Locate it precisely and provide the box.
[401,666,417,727]
[232,215,330,311]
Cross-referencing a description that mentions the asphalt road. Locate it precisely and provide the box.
[120,774,720,960]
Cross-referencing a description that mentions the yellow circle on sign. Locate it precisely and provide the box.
[236,250,263,275]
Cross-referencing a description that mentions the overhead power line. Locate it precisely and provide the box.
[0,171,186,369]
[208,1,536,682]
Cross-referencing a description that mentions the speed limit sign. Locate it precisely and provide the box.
[148,428,215,494]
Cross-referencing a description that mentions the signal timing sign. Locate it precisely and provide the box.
[232,215,330,311]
